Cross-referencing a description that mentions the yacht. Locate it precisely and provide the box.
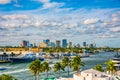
[112,52,120,70]
[10,52,44,63]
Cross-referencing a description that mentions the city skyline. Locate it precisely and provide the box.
[0,0,120,47]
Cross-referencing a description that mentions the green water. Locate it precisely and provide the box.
[0,52,115,80]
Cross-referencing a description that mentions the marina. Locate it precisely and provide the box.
[0,52,115,80]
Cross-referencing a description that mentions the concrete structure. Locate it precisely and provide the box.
[21,40,29,47]
[62,39,67,48]
[73,69,114,80]
[49,42,55,48]
[39,42,47,48]
[68,42,72,48]
[56,40,61,48]
[43,39,50,45]
[83,42,86,48]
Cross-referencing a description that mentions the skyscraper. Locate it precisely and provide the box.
[21,40,29,47]
[62,39,67,48]
[43,39,50,46]
[83,42,86,48]
[68,42,72,48]
[56,40,61,48]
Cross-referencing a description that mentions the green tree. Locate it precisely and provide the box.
[54,62,64,77]
[29,60,42,80]
[105,59,117,75]
[42,62,51,78]
[2,52,8,60]
[93,64,104,72]
[62,57,71,76]
[70,56,84,73]
[0,74,17,80]
[11,52,15,58]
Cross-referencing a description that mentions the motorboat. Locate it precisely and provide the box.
[10,52,44,63]
[112,52,120,70]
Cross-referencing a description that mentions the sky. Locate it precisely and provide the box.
[0,0,120,47]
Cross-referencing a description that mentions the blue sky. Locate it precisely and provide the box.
[0,0,120,47]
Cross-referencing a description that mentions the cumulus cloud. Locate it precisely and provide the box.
[42,2,64,9]
[0,0,11,4]
[112,17,120,22]
[38,0,50,3]
[1,14,29,20]
[0,9,120,46]
[37,0,65,9]
[110,27,120,32]
[83,18,101,25]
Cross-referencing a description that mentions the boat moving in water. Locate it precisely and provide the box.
[10,52,44,63]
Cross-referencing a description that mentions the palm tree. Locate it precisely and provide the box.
[11,52,15,58]
[93,64,104,72]
[29,60,42,80]
[62,57,71,76]
[42,62,51,78]
[2,52,8,60]
[70,56,84,73]
[105,59,117,75]
[54,62,64,77]
[0,74,17,80]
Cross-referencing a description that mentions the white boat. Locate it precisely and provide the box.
[0,66,8,70]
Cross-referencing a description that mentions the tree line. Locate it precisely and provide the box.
[0,56,117,80]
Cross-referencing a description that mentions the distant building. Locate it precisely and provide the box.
[76,43,80,48]
[90,44,94,48]
[68,42,72,48]
[29,44,33,48]
[50,42,55,48]
[39,42,47,48]
[43,39,50,47]
[56,40,61,48]
[83,42,86,48]
[43,39,50,44]
[21,40,29,47]
[33,43,37,47]
[62,39,67,48]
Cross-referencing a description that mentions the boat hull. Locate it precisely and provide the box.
[10,58,44,63]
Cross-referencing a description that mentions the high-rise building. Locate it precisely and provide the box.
[50,42,55,48]
[83,42,86,48]
[43,39,50,46]
[90,44,94,48]
[21,40,29,47]
[68,42,72,48]
[62,39,67,48]
[56,40,61,48]
[43,39,50,44]
[76,43,80,48]
[29,44,33,48]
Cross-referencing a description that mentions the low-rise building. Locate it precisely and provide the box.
[73,69,114,80]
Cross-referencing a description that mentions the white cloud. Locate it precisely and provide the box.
[1,14,29,20]
[110,27,120,32]
[83,18,100,25]
[112,17,120,22]
[0,0,11,4]
[38,0,50,3]
[0,9,120,46]
[42,2,64,9]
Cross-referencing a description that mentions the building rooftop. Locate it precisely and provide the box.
[81,69,103,74]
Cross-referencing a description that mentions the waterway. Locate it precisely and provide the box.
[0,52,115,80]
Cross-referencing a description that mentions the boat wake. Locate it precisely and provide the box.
[0,68,29,75]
